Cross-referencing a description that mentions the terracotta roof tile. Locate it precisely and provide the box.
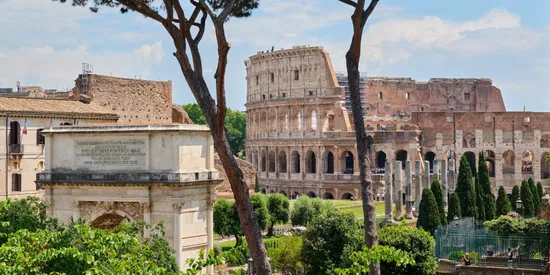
[0,97,118,119]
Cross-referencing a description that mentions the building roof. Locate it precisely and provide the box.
[42,123,210,134]
[0,97,119,120]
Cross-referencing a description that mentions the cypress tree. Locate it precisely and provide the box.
[417,188,441,236]
[537,182,544,200]
[431,180,447,225]
[478,153,496,220]
[511,185,520,212]
[475,175,485,221]
[447,192,462,223]
[456,155,477,218]
[520,180,535,217]
[528,178,540,215]
[495,186,511,216]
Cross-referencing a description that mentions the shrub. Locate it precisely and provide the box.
[448,251,464,261]
[511,185,520,212]
[456,156,477,218]
[378,224,437,275]
[301,210,362,274]
[267,194,290,236]
[495,186,512,216]
[478,153,496,220]
[417,188,441,236]
[221,243,249,267]
[250,193,270,231]
[537,182,544,200]
[447,192,462,223]
[528,178,540,215]
[475,176,486,221]
[267,236,303,273]
[431,181,447,225]
[520,180,535,217]
[290,196,333,226]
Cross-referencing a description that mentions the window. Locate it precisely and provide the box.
[405,92,410,100]
[282,93,286,98]
[36,128,45,145]
[309,91,313,96]
[262,94,266,100]
[271,73,274,83]
[11,174,21,192]
[294,70,299,80]
[421,107,425,111]
[256,75,259,85]
[450,107,454,112]
[524,117,531,123]
[269,94,273,99]
[378,92,383,100]
[464,92,470,100]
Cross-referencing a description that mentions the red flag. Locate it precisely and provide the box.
[22,118,27,135]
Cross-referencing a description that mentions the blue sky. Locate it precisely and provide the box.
[0,0,548,111]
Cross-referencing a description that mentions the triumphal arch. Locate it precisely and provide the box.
[37,124,221,271]
[245,45,550,199]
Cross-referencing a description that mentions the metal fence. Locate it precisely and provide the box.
[435,218,550,270]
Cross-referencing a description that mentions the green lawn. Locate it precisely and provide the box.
[339,202,388,218]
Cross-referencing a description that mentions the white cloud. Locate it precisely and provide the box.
[0,42,165,89]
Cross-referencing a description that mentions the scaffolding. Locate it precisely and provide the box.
[81,63,93,95]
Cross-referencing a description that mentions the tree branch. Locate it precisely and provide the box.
[361,0,379,26]
[338,0,357,8]
[217,0,236,23]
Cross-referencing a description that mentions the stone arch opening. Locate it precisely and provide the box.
[323,192,334,200]
[261,188,267,194]
[484,150,496,177]
[503,150,515,174]
[291,151,301,173]
[90,213,129,230]
[396,150,408,169]
[260,112,267,133]
[425,152,436,173]
[522,150,534,174]
[268,150,276,172]
[541,152,550,179]
[269,190,276,194]
[261,150,266,172]
[292,191,300,200]
[307,191,316,198]
[279,190,287,197]
[464,151,476,174]
[305,150,316,173]
[325,151,335,174]
[341,193,354,200]
[376,151,387,173]
[341,150,354,174]
[278,151,287,173]
[311,110,317,131]
[269,109,277,133]
[446,150,457,172]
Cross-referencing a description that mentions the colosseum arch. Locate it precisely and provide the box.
[323,192,334,200]
[395,150,408,169]
[376,151,387,171]
[521,150,534,175]
[541,152,550,179]
[445,150,457,172]
[268,150,276,172]
[291,107,302,131]
[324,109,335,131]
[341,193,354,200]
[341,150,354,174]
[307,191,316,198]
[323,151,335,174]
[280,190,287,197]
[305,150,316,173]
[424,151,436,172]
[484,150,496,177]
[291,151,301,173]
[503,150,515,174]
[261,150,267,172]
[261,188,267,194]
[278,151,287,173]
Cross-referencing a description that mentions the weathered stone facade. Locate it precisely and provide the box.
[245,46,550,199]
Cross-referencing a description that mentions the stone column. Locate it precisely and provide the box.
[405,160,413,219]
[172,202,184,270]
[385,161,393,223]
[441,160,448,208]
[394,161,403,221]
[142,202,151,237]
[415,160,422,217]
[287,146,291,178]
[449,159,456,193]
[424,160,431,189]
[433,160,440,182]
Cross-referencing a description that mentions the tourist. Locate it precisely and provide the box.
[462,253,471,266]
[507,248,513,267]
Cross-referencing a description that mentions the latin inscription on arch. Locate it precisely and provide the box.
[76,140,146,167]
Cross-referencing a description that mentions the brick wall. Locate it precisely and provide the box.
[73,74,173,124]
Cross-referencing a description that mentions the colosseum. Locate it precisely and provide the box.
[244,45,550,200]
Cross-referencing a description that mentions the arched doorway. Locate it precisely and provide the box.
[268,151,276,172]
[279,190,287,197]
[90,213,128,230]
[292,191,300,199]
[278,151,287,173]
[503,150,515,174]
[541,152,550,179]
[376,151,386,173]
[291,151,300,173]
[341,151,354,174]
[325,151,335,174]
[260,150,266,172]
[307,191,316,198]
[323,192,334,200]
[425,152,436,173]
[464,151,476,174]
[484,150,496,177]
[341,193,354,200]
[261,188,267,194]
[305,151,316,173]
[396,150,408,169]
[522,150,533,174]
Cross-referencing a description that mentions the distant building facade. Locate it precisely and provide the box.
[245,46,550,200]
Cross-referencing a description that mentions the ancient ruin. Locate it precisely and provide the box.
[245,46,550,199]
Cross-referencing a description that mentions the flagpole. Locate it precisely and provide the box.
[5,113,8,199]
